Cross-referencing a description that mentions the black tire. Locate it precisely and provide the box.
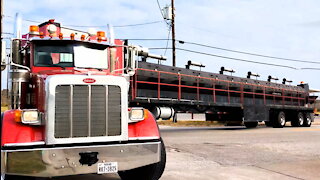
[264,121,272,127]
[292,112,304,127]
[303,113,313,127]
[273,111,286,128]
[244,121,258,128]
[4,175,39,180]
[118,138,166,180]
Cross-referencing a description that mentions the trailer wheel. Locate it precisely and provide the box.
[292,112,304,127]
[118,138,166,180]
[273,111,286,128]
[244,122,258,128]
[303,113,312,127]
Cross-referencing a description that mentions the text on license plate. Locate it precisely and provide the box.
[97,162,118,174]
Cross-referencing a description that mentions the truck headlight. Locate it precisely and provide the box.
[129,108,147,123]
[21,110,42,125]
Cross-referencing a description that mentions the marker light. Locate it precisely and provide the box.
[97,31,106,42]
[70,33,75,40]
[48,19,55,24]
[97,31,106,37]
[39,32,44,39]
[29,25,39,35]
[59,33,63,40]
[81,34,86,41]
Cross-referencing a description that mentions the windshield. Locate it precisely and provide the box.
[34,40,108,69]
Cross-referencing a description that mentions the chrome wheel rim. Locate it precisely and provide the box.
[280,116,285,126]
[306,116,311,125]
[298,116,304,126]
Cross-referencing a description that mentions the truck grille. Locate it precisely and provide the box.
[54,85,121,138]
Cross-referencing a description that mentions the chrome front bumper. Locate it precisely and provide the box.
[1,142,160,177]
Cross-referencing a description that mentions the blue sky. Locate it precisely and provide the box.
[2,0,320,92]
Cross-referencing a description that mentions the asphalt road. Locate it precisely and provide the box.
[160,125,320,180]
[55,120,320,180]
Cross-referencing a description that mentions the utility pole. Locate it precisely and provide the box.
[171,0,176,67]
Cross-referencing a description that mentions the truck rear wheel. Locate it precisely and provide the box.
[273,111,286,128]
[303,113,312,127]
[291,112,304,127]
[118,138,166,180]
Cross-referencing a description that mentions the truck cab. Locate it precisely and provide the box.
[1,19,166,180]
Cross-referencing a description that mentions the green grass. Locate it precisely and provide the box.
[1,106,8,112]
[157,120,224,127]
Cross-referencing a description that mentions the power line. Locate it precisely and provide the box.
[114,21,162,28]
[123,38,320,65]
[182,41,320,65]
[4,15,163,28]
[65,20,163,28]
[149,47,320,70]
[164,29,171,56]
[300,68,320,70]
[175,48,297,69]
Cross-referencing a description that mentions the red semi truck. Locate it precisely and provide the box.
[1,19,166,180]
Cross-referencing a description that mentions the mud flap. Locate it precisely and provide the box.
[243,105,269,122]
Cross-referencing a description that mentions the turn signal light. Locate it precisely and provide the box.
[144,109,149,119]
[13,109,22,122]
[29,25,39,35]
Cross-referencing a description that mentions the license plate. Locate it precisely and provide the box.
[97,162,118,174]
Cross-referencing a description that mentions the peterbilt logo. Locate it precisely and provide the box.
[83,78,96,83]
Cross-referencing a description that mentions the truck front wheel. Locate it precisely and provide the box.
[3,175,40,180]
[118,138,166,180]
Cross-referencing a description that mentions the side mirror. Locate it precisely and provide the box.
[126,46,137,76]
[1,41,6,71]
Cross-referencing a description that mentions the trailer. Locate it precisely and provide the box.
[128,60,317,128]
